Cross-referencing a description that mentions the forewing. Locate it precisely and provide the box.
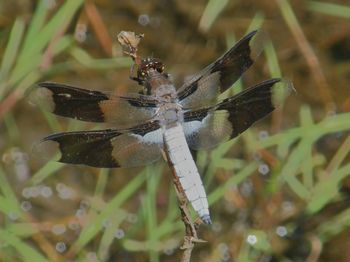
[178,30,266,108]
[30,82,158,127]
[183,78,292,150]
[33,121,163,168]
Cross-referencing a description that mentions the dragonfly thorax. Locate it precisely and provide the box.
[156,102,183,126]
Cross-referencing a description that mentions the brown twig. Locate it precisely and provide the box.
[166,150,206,262]
[118,31,205,261]
[84,0,113,56]
[305,234,322,262]
[41,21,70,70]
[0,89,23,120]
[0,20,69,121]
[275,0,334,112]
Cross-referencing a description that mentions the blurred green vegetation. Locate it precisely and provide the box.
[0,0,350,261]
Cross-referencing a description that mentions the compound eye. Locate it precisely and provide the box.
[157,65,164,73]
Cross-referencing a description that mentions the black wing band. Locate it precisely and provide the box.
[183,78,291,149]
[33,121,163,168]
[178,30,265,108]
[31,82,158,126]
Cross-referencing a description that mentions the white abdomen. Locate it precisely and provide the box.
[163,124,211,224]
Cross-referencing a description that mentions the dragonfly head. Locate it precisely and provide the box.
[138,57,165,80]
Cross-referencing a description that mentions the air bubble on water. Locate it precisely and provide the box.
[75,23,87,43]
[114,229,125,239]
[30,186,40,198]
[22,187,31,199]
[60,188,75,199]
[218,243,230,261]
[15,163,30,182]
[55,242,66,253]
[281,201,294,214]
[138,14,150,26]
[75,208,86,218]
[218,243,229,252]
[51,224,66,235]
[246,234,258,245]
[252,152,262,161]
[56,183,75,199]
[20,201,32,212]
[102,219,111,228]
[10,147,23,161]
[240,181,253,197]
[80,199,90,210]
[163,248,175,256]
[221,251,231,261]
[40,186,53,198]
[126,213,138,223]
[8,211,19,221]
[258,130,269,140]
[258,164,270,175]
[9,148,30,181]
[68,220,80,231]
[276,226,288,237]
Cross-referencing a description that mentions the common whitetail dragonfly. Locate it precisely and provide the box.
[32,30,290,225]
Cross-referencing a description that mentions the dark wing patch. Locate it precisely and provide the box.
[31,82,158,127]
[33,121,163,168]
[178,30,266,108]
[183,78,292,150]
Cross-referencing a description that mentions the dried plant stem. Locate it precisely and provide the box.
[84,0,113,56]
[117,31,206,261]
[275,0,334,112]
[166,150,205,262]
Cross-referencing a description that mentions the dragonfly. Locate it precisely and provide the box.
[32,30,291,225]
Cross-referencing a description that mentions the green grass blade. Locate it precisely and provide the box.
[198,0,229,32]
[0,196,15,214]
[70,170,147,253]
[259,113,350,150]
[246,12,265,32]
[317,208,350,242]
[10,0,84,85]
[70,47,132,69]
[0,229,48,262]
[17,0,84,65]
[6,223,40,237]
[30,162,65,185]
[307,1,350,19]
[280,139,313,199]
[97,210,127,261]
[0,18,25,85]
[208,162,258,205]
[144,166,162,261]
[4,112,20,143]
[94,169,110,197]
[299,106,315,189]
[21,0,48,53]
[326,135,350,174]
[265,40,282,77]
[307,162,350,214]
[0,166,20,214]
